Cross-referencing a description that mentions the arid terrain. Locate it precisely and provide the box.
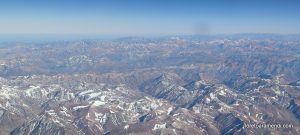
[1,35,300,135]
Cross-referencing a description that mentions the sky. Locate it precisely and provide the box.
[0,0,300,36]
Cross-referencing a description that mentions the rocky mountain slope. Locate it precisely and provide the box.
[1,35,300,135]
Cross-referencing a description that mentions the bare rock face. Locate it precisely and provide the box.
[11,116,65,135]
[1,35,300,134]
[288,100,300,122]
[215,113,244,135]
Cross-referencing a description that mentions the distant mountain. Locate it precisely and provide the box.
[1,35,300,134]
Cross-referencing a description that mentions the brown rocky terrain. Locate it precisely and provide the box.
[1,35,300,135]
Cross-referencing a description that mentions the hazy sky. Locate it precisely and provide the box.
[0,0,300,36]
